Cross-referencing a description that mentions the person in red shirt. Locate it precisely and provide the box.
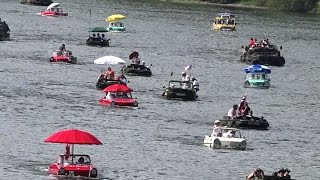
[249,37,255,47]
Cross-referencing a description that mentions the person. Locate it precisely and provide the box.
[227,104,238,119]
[240,102,251,117]
[105,92,115,100]
[97,33,101,40]
[211,120,222,137]
[247,168,264,179]
[116,73,127,84]
[283,169,291,178]
[277,169,285,177]
[181,72,191,89]
[92,34,96,39]
[249,37,255,47]
[101,34,106,41]
[132,56,140,65]
[104,67,115,80]
[59,44,66,51]
[238,96,246,113]
[78,157,84,164]
[191,77,199,92]
[142,61,146,67]
[223,130,236,138]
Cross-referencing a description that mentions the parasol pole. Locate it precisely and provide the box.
[71,144,74,164]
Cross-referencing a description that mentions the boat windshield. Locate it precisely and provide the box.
[59,155,91,165]
[215,18,235,25]
[247,73,268,80]
[110,22,124,27]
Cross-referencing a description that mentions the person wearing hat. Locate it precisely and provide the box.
[211,120,222,137]
[227,104,239,119]
[283,169,291,178]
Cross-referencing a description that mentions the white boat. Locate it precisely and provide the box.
[203,127,246,150]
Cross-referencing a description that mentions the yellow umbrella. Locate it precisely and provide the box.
[105,14,126,22]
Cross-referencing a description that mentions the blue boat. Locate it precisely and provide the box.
[244,64,271,88]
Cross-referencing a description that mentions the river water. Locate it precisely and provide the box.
[1,0,320,179]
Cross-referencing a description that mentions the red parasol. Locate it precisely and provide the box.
[102,84,132,93]
[44,129,102,145]
[129,51,139,59]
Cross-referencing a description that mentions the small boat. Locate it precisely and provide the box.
[40,3,68,17]
[122,64,152,77]
[105,14,126,32]
[212,12,236,31]
[50,50,77,64]
[98,84,138,107]
[203,127,246,150]
[44,129,102,178]
[241,44,285,66]
[0,20,10,41]
[162,80,197,101]
[244,64,271,88]
[218,116,269,130]
[86,27,110,47]
[96,75,125,90]
[107,21,126,32]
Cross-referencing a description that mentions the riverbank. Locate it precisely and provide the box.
[159,0,320,13]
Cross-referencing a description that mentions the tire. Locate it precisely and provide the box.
[213,139,221,148]
[90,168,98,178]
[50,57,54,62]
[110,101,115,106]
[58,168,65,175]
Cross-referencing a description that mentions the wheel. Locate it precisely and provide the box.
[90,168,98,178]
[110,101,115,106]
[58,168,65,175]
[213,139,221,149]
[50,57,54,62]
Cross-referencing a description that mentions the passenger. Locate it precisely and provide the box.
[104,67,115,80]
[101,34,106,41]
[191,77,200,92]
[59,44,66,51]
[92,34,96,39]
[238,97,246,112]
[277,169,285,177]
[249,37,255,47]
[211,120,222,137]
[227,104,239,119]
[116,73,127,84]
[181,72,190,82]
[97,33,101,40]
[240,102,251,117]
[246,168,264,179]
[78,157,85,164]
[132,57,141,65]
[142,61,145,67]
[105,92,115,100]
[181,72,191,89]
[222,130,236,138]
[283,169,291,178]
[88,35,92,41]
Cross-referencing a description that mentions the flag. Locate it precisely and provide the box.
[184,64,192,71]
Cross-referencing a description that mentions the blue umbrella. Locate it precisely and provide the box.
[244,64,271,74]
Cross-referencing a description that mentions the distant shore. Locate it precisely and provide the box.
[160,0,268,10]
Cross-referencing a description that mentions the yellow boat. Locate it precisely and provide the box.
[212,13,236,31]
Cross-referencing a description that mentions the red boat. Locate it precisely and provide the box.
[44,129,102,178]
[98,84,138,107]
[50,50,77,64]
[40,3,68,17]
[49,154,98,178]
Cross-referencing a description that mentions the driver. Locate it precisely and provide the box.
[78,157,84,164]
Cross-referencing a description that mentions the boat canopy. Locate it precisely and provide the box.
[245,64,271,74]
[47,3,61,10]
[217,12,235,19]
[89,27,108,32]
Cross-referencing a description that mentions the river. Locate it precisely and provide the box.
[1,0,320,179]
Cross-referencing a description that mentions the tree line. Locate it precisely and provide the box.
[208,0,320,12]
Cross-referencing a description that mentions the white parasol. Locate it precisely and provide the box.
[94,55,126,65]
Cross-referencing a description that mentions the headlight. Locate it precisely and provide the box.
[90,168,98,178]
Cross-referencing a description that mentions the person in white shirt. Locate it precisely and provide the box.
[181,72,191,89]
[222,130,236,138]
[105,92,114,100]
[211,120,222,137]
[227,104,239,119]
[191,77,199,92]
